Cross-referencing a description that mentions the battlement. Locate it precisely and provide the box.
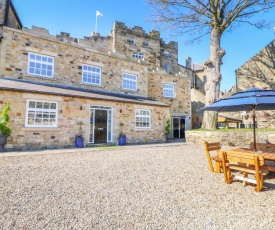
[160,39,178,49]
[22,25,112,51]
[114,21,160,39]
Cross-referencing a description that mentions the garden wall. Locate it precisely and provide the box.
[186,130,275,147]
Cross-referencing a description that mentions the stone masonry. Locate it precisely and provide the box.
[236,39,275,129]
[0,1,193,150]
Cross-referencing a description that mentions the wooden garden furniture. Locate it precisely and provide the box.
[233,147,275,172]
[202,141,222,173]
[249,142,275,153]
[221,150,269,192]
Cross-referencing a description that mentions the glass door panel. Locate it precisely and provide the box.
[94,110,107,144]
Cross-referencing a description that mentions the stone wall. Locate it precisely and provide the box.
[0,90,169,150]
[191,88,205,128]
[1,27,149,97]
[147,70,192,129]
[186,130,275,146]
[236,40,275,91]
[0,0,6,24]
[0,0,21,29]
[236,39,275,129]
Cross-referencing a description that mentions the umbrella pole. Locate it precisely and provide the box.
[252,106,256,151]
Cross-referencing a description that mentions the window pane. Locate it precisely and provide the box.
[50,103,56,109]
[29,101,35,108]
[37,102,43,108]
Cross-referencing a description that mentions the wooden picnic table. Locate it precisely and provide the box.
[231,147,275,162]
[220,147,275,172]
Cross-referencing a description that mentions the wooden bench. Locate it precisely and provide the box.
[221,150,269,192]
[202,141,222,173]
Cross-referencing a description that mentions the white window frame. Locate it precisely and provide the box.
[163,50,170,57]
[132,52,144,59]
[164,63,170,73]
[27,52,54,78]
[135,109,151,129]
[25,100,58,128]
[142,41,149,47]
[163,84,175,98]
[82,64,101,85]
[126,37,135,44]
[122,73,137,91]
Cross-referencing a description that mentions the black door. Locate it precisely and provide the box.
[94,110,107,143]
[172,117,185,138]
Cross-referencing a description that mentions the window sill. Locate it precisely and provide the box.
[21,127,61,132]
[24,74,56,81]
[134,128,153,131]
[80,82,103,87]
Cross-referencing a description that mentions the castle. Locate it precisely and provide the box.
[0,0,193,150]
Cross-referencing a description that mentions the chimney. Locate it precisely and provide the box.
[186,57,192,69]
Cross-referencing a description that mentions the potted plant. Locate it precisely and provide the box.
[165,114,172,140]
[118,122,126,145]
[75,121,84,148]
[0,102,11,152]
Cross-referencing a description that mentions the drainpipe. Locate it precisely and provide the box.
[235,70,238,92]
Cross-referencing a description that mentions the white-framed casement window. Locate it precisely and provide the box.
[25,100,58,127]
[164,63,170,73]
[135,109,151,129]
[122,73,137,91]
[163,84,175,98]
[28,53,54,78]
[142,41,149,47]
[127,37,135,44]
[82,64,101,85]
[133,52,144,59]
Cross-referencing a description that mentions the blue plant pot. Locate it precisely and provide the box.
[75,136,84,148]
[118,136,126,146]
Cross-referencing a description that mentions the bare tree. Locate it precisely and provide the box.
[145,0,275,129]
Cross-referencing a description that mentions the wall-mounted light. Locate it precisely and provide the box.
[80,106,83,110]
[120,109,122,113]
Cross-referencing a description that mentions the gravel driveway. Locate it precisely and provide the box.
[1,143,275,229]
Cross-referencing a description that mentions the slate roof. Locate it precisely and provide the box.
[0,78,169,107]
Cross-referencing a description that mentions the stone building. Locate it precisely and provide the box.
[189,56,239,129]
[236,37,275,128]
[0,0,193,150]
[186,57,206,128]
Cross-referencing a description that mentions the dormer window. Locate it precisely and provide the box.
[163,50,170,57]
[126,38,135,44]
[142,41,149,47]
[133,52,144,59]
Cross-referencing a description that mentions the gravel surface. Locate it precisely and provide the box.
[1,142,275,229]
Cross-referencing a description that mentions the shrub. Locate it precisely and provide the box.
[0,102,11,135]
[165,114,171,134]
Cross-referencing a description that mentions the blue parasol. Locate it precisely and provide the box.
[201,88,275,151]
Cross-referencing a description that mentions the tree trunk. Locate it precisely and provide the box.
[202,27,225,130]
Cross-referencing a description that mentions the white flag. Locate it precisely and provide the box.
[96,10,103,17]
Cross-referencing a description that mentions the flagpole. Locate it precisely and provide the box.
[95,13,98,34]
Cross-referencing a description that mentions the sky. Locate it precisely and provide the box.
[12,0,275,91]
